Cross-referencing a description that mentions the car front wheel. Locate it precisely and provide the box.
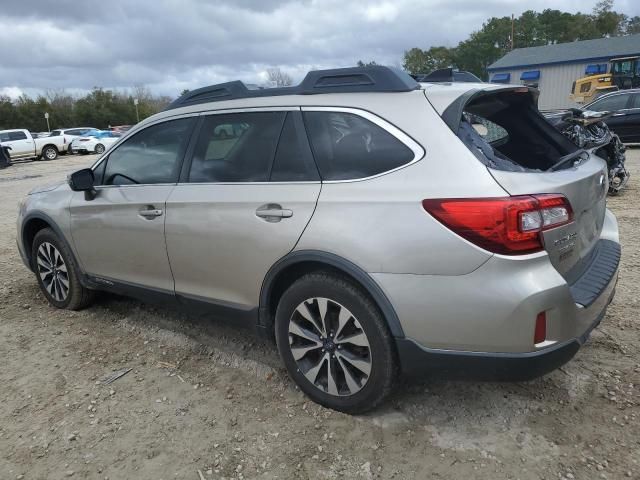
[275,272,396,414]
[31,228,95,310]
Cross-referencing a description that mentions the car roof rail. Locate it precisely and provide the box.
[165,66,420,110]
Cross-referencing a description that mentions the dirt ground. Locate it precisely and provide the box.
[0,151,638,480]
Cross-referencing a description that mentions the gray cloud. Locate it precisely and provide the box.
[1,0,638,99]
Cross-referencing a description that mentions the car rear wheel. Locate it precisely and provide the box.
[95,143,105,154]
[275,272,396,414]
[42,146,58,161]
[32,228,95,310]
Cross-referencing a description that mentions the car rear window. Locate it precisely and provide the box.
[303,111,414,180]
[457,90,578,171]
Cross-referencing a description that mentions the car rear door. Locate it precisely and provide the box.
[164,109,321,312]
[447,87,609,279]
[69,117,197,292]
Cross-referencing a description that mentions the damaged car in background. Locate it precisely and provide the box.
[544,108,629,194]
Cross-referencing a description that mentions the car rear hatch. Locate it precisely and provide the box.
[440,86,609,280]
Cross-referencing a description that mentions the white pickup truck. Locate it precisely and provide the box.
[0,129,67,161]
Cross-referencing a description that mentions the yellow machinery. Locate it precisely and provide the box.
[570,56,640,104]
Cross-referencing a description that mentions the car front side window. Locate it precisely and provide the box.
[100,117,195,186]
[589,94,630,112]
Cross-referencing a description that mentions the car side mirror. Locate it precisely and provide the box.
[68,168,97,200]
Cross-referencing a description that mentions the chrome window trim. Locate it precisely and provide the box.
[91,106,426,187]
[175,181,321,186]
[300,106,425,183]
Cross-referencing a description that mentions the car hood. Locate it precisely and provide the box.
[29,180,66,195]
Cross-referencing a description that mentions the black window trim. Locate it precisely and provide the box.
[176,106,321,185]
[90,113,200,189]
[300,106,425,183]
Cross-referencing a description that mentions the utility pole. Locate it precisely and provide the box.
[44,112,50,132]
[511,14,515,50]
[134,98,140,123]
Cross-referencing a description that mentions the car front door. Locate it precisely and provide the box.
[164,110,321,312]
[1,130,33,158]
[69,117,197,292]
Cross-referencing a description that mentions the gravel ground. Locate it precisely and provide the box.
[0,152,638,480]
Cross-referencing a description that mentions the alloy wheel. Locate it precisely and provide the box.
[288,297,372,396]
[36,242,69,302]
[95,144,105,154]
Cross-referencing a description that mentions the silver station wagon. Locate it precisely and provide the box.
[17,67,620,413]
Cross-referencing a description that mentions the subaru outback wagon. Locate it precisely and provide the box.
[17,67,620,413]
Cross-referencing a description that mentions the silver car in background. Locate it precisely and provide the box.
[16,67,620,413]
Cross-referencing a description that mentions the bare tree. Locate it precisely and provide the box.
[266,67,293,87]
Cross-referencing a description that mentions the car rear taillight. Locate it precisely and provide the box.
[422,194,573,255]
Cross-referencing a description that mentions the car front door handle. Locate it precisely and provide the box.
[139,208,163,219]
[256,204,293,222]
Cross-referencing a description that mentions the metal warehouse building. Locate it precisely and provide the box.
[487,34,640,110]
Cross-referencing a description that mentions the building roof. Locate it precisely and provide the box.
[488,34,640,71]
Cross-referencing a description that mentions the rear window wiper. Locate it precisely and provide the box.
[547,149,587,172]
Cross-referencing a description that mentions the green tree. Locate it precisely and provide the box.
[402,46,455,75]
[0,96,17,130]
[356,60,378,67]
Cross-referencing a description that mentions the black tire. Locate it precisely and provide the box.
[275,272,396,414]
[42,146,58,161]
[31,228,95,310]
[95,144,105,154]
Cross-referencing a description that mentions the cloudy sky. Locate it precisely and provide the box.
[1,0,639,99]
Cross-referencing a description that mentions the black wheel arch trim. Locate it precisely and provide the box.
[21,211,83,276]
[258,250,405,338]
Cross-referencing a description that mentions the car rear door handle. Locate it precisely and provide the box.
[256,204,293,222]
[139,208,163,219]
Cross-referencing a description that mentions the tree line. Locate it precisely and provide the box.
[0,86,172,133]
[401,0,640,80]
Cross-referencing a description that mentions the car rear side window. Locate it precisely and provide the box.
[188,112,285,183]
[270,112,319,182]
[302,111,414,180]
[102,117,194,186]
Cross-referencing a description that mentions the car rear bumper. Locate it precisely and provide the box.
[375,211,620,378]
[395,281,615,380]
